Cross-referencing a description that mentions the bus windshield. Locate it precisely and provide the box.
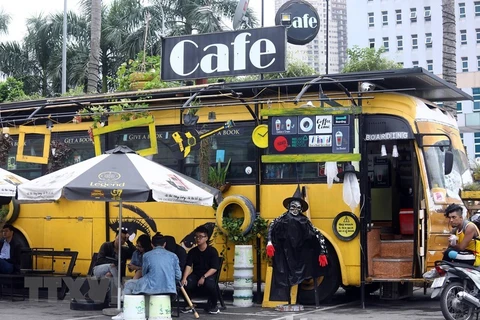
[418,122,472,202]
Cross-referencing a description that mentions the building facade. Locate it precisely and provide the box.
[346,0,480,162]
[274,0,348,74]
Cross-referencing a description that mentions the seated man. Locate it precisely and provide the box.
[93,228,135,288]
[113,233,181,320]
[442,203,480,265]
[164,235,187,272]
[0,224,22,274]
[181,226,220,314]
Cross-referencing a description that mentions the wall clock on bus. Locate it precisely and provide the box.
[252,124,269,148]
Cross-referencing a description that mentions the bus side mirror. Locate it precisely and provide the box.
[445,150,453,175]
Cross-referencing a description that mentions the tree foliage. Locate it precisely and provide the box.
[0,77,26,103]
[342,46,402,73]
[0,0,258,98]
[0,9,10,35]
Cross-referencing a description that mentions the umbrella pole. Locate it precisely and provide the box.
[117,200,122,310]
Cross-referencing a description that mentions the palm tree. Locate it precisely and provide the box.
[0,9,10,35]
[87,0,103,93]
[442,0,456,112]
[158,0,258,36]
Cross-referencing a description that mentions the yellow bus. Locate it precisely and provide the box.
[0,68,472,304]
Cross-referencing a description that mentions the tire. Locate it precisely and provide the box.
[297,242,341,304]
[216,195,256,236]
[440,281,474,320]
[70,299,108,311]
[5,198,20,224]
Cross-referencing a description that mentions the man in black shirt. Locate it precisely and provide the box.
[0,224,22,274]
[93,228,135,287]
[181,226,220,314]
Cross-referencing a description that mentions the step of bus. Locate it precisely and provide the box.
[380,239,414,258]
[371,257,412,278]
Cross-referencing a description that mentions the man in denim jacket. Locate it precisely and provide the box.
[124,233,181,295]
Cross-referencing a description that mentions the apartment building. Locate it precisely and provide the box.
[274,0,348,74]
[347,0,480,162]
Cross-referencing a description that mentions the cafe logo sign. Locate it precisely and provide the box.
[161,26,286,80]
[275,0,320,45]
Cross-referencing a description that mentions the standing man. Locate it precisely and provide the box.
[0,224,22,274]
[93,228,135,287]
[442,203,480,265]
[266,186,329,302]
[181,226,220,314]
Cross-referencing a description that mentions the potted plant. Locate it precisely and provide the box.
[214,215,268,307]
[0,134,13,166]
[461,182,480,199]
[473,163,480,181]
[0,204,9,228]
[48,140,74,173]
[208,159,231,192]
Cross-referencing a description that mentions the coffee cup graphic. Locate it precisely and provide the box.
[286,119,291,130]
[335,131,343,147]
[275,119,281,131]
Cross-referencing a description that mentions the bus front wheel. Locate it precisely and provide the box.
[297,242,341,304]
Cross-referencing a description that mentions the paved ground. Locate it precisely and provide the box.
[0,287,449,320]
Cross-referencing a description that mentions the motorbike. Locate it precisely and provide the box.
[429,260,480,320]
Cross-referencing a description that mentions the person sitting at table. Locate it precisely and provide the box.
[164,235,187,272]
[128,234,152,280]
[93,228,135,287]
[113,233,181,320]
[0,224,22,274]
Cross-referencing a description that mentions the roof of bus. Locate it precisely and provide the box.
[0,67,472,126]
[225,67,472,103]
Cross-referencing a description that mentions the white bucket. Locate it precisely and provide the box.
[123,295,146,320]
[233,245,254,307]
[148,295,172,320]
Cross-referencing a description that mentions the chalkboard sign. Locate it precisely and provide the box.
[268,115,354,154]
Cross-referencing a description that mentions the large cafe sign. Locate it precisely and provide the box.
[161,26,287,80]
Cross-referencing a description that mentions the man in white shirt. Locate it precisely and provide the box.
[0,224,21,274]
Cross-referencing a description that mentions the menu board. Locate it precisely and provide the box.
[268,115,353,154]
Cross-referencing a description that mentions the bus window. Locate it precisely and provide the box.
[423,141,469,201]
[263,162,346,182]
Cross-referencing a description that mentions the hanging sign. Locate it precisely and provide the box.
[275,0,320,45]
[268,114,353,154]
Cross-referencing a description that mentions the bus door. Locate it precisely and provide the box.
[363,115,419,279]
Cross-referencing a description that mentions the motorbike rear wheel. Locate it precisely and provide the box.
[440,281,474,320]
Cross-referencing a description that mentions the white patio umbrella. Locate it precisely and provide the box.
[0,167,29,198]
[17,146,219,309]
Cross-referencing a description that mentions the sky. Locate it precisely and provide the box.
[0,0,275,43]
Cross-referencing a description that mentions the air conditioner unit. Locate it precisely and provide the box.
[425,38,432,44]
[410,11,417,19]
[424,10,431,17]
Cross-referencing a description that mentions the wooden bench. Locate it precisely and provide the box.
[0,249,78,301]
